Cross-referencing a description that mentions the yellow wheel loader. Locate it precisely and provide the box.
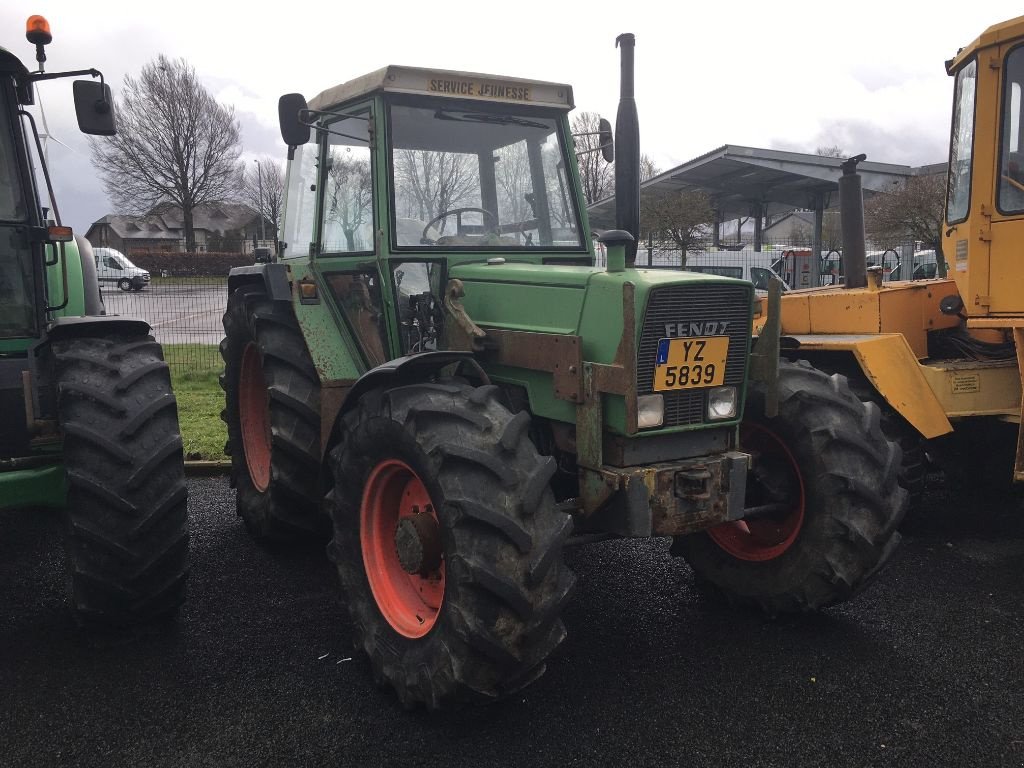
[762,15,1024,501]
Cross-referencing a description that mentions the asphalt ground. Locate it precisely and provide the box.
[2,475,1023,768]
[101,282,225,346]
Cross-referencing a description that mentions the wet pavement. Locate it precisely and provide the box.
[2,476,1023,767]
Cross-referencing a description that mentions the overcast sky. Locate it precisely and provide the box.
[5,1,1024,233]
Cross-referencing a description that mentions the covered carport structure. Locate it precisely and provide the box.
[587,144,925,264]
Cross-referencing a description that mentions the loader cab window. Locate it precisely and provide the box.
[946,59,977,224]
[388,100,583,250]
[998,46,1024,213]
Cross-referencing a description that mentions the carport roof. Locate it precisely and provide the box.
[587,144,930,229]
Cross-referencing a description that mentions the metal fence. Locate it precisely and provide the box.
[625,239,937,288]
[112,239,939,375]
[103,276,226,374]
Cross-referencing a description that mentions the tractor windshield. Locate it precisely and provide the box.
[388,101,583,250]
[0,83,36,337]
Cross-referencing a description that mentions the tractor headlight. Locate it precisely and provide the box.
[637,394,664,428]
[707,386,737,420]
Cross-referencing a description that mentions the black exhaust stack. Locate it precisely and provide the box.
[614,33,640,265]
[839,154,868,290]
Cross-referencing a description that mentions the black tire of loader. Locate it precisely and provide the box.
[829,370,927,511]
[220,284,325,544]
[328,382,575,709]
[672,359,908,615]
[54,334,189,624]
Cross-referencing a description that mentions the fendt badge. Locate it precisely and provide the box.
[663,321,730,338]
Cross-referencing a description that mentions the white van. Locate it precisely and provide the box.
[93,247,151,291]
[683,252,791,295]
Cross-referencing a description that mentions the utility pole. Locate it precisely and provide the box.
[254,159,266,242]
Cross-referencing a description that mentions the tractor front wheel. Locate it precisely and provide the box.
[220,284,325,544]
[53,333,189,624]
[672,359,907,615]
[328,382,575,709]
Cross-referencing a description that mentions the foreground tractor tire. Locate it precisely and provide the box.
[672,359,907,615]
[328,382,575,709]
[220,284,325,544]
[53,334,189,624]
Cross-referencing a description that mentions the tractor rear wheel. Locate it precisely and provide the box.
[672,359,907,615]
[220,284,325,544]
[53,333,189,624]
[328,382,575,709]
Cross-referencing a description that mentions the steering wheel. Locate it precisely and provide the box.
[421,207,498,245]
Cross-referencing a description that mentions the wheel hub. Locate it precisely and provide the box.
[395,508,442,575]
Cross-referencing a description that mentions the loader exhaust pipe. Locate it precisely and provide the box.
[839,154,868,290]
[614,33,640,266]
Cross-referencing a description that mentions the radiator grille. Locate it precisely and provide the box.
[637,284,752,427]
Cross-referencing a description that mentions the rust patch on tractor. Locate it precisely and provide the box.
[319,380,354,457]
[484,329,583,402]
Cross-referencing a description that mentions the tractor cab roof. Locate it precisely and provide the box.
[0,46,29,78]
[307,65,574,112]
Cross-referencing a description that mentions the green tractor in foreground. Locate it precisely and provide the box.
[221,36,906,708]
[0,17,188,623]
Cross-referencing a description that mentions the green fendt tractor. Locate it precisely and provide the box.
[0,17,188,623]
[222,35,906,708]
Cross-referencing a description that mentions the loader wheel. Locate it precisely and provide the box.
[835,372,927,511]
[672,359,907,615]
[220,284,325,544]
[328,382,575,709]
[53,333,189,624]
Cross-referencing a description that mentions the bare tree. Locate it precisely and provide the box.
[324,153,373,251]
[572,111,614,204]
[640,154,660,182]
[640,189,715,265]
[242,158,284,239]
[394,150,479,229]
[815,145,846,158]
[89,55,242,252]
[865,173,945,250]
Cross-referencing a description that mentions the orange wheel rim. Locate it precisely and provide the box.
[360,459,445,638]
[239,342,272,492]
[707,422,805,562]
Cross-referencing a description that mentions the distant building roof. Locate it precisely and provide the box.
[89,203,262,240]
[588,144,944,229]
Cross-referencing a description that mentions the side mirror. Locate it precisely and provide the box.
[599,117,614,163]
[279,93,311,147]
[73,80,116,136]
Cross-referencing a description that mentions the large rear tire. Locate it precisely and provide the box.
[53,334,189,624]
[672,360,907,615]
[220,284,325,544]
[328,382,575,709]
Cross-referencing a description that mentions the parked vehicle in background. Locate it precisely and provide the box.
[887,249,940,281]
[683,252,791,295]
[93,246,150,291]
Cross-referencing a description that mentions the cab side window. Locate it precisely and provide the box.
[999,47,1024,213]
[320,111,373,254]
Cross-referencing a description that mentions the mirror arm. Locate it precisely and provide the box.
[25,67,102,85]
[574,142,613,157]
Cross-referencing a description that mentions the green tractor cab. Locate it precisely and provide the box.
[222,37,906,708]
[0,17,188,624]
